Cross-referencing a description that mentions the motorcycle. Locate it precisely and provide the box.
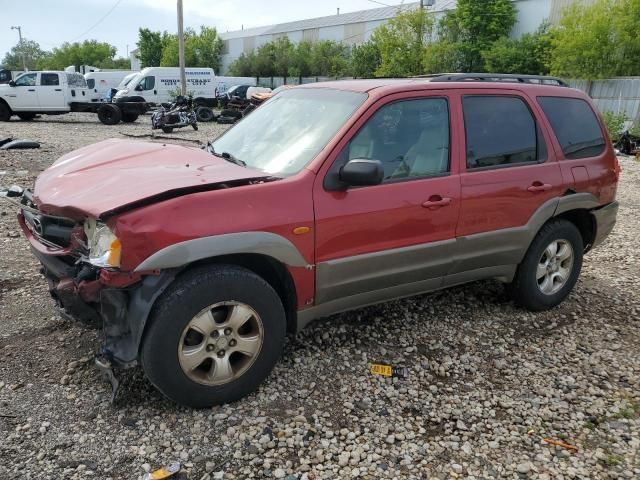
[151,95,198,134]
[614,130,639,156]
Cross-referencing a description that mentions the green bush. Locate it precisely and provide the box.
[601,111,628,141]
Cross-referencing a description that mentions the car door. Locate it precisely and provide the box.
[37,73,66,110]
[448,89,562,285]
[135,75,156,102]
[313,92,461,308]
[8,72,39,109]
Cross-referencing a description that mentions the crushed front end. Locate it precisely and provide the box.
[11,187,174,372]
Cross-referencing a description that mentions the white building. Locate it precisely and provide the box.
[130,48,141,71]
[218,0,591,74]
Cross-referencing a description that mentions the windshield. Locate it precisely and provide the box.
[211,88,367,176]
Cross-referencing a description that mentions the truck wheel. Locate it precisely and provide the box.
[0,102,11,122]
[508,219,583,311]
[141,265,286,408]
[196,107,215,122]
[121,112,139,123]
[161,126,174,134]
[97,104,122,125]
[17,112,36,121]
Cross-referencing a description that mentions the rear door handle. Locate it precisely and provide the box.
[422,196,452,208]
[527,182,552,192]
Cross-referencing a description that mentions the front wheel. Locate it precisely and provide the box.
[0,102,11,122]
[508,219,583,311]
[161,126,174,134]
[141,265,286,407]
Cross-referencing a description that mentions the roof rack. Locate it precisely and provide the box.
[416,73,569,87]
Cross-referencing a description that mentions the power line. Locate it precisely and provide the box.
[67,0,124,43]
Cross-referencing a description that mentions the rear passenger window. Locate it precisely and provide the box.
[41,73,59,86]
[538,97,605,159]
[463,96,545,169]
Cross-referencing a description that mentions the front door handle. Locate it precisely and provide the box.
[28,89,35,92]
[422,196,452,208]
[154,89,157,94]
[55,88,62,91]
[527,182,552,193]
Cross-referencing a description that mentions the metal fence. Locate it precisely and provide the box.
[255,76,355,88]
[568,77,640,126]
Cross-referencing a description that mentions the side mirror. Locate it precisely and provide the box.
[134,85,143,91]
[339,159,384,187]
[8,80,16,87]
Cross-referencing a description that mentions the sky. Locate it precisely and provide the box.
[0,0,408,62]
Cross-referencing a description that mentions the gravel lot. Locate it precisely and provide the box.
[0,113,638,479]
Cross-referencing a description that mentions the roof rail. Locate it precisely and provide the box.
[417,73,569,87]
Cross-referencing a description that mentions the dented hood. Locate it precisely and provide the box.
[34,139,270,219]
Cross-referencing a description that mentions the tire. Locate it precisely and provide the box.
[196,106,215,122]
[161,126,174,134]
[0,102,11,122]
[121,111,139,123]
[141,265,286,408]
[17,112,36,121]
[508,219,583,311]
[97,104,122,125]
[220,109,243,120]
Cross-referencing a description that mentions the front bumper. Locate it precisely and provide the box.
[591,201,619,248]
[19,210,176,368]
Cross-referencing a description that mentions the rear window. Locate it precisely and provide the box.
[537,97,605,159]
[41,73,60,86]
[66,73,87,87]
[463,95,545,169]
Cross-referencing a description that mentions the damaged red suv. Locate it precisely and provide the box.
[12,74,619,407]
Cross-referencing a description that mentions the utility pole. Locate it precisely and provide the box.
[177,0,187,96]
[11,26,27,71]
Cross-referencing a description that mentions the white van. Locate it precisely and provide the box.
[116,72,139,91]
[85,71,136,102]
[114,67,216,104]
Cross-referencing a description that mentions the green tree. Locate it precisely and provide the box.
[136,28,166,68]
[190,26,224,71]
[39,40,120,70]
[1,39,50,70]
[550,0,640,79]
[227,52,257,76]
[289,40,314,77]
[482,24,552,74]
[309,40,350,76]
[424,0,516,73]
[370,8,434,77]
[350,42,381,78]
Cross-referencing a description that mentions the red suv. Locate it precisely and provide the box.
[13,74,619,407]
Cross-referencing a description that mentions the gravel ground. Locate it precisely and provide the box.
[0,113,638,480]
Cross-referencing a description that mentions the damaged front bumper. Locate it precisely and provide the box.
[12,192,175,370]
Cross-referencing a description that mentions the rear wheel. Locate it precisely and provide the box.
[120,111,139,123]
[141,265,286,407]
[97,104,122,125]
[0,102,11,122]
[17,112,36,121]
[161,126,174,134]
[508,219,583,311]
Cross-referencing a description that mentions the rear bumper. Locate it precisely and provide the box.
[591,201,619,248]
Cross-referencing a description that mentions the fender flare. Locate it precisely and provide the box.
[134,231,309,272]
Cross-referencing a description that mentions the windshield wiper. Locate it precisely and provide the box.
[207,142,246,167]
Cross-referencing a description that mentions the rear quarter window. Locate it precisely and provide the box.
[537,97,605,159]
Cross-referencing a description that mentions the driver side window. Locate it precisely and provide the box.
[15,73,37,87]
[342,97,450,182]
[138,76,155,90]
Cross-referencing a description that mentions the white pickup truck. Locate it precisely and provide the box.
[0,71,149,125]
